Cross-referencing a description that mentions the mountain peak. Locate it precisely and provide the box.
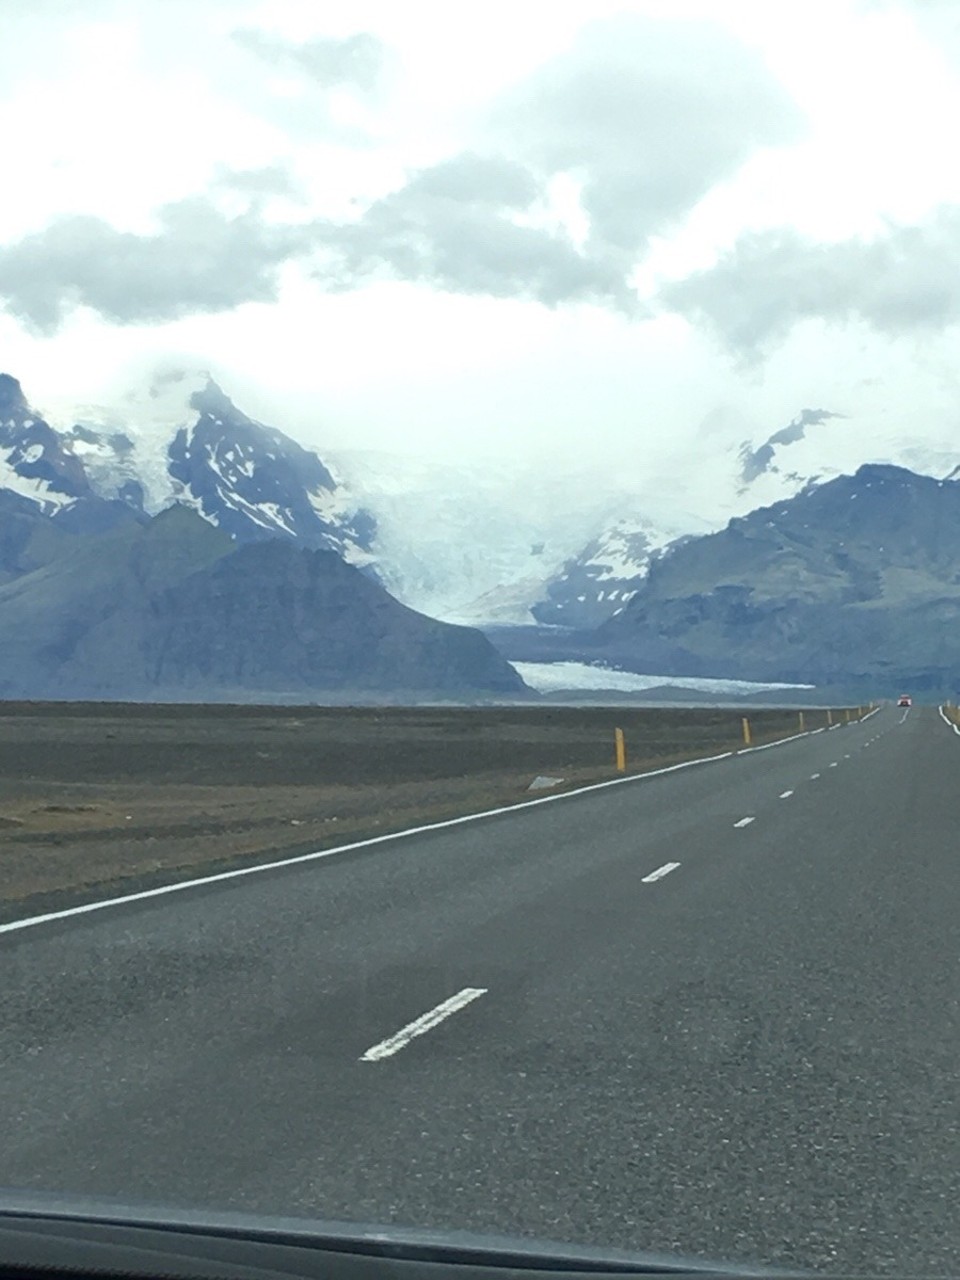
[188,376,245,423]
[0,373,30,418]
[739,407,844,487]
[851,462,919,484]
[161,380,378,564]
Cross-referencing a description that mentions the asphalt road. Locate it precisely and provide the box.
[1,706,958,1274]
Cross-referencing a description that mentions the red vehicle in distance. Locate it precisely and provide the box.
[897,694,912,707]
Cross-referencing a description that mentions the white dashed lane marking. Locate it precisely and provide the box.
[734,817,756,828]
[779,790,794,799]
[360,988,488,1062]
[642,861,681,884]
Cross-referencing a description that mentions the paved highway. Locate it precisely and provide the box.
[1,706,958,1273]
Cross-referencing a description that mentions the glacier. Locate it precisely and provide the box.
[514,661,814,696]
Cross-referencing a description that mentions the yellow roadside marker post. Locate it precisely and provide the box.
[615,727,626,773]
[742,717,752,747]
[799,711,806,732]
[827,709,833,727]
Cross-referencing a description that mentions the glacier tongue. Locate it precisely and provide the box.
[325,449,657,623]
[514,662,813,696]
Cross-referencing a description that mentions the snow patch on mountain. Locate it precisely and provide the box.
[59,372,209,513]
[0,373,91,514]
[0,451,68,511]
[530,507,713,629]
[61,424,147,510]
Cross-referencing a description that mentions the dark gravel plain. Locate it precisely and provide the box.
[0,702,842,919]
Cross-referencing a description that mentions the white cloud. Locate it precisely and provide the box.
[231,28,385,93]
[0,10,801,330]
[0,199,318,331]
[661,207,960,354]
[489,13,802,253]
[3,0,960,492]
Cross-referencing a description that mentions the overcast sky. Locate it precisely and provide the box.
[3,0,960,489]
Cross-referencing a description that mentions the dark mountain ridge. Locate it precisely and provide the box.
[0,505,527,701]
[593,465,960,688]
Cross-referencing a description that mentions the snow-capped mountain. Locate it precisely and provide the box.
[531,409,849,629]
[14,368,960,640]
[54,371,377,567]
[530,514,706,629]
[165,378,376,564]
[1,373,877,631]
[0,372,151,541]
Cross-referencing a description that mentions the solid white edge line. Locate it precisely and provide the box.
[734,816,756,828]
[360,987,487,1062]
[938,704,960,736]
[641,861,681,884]
[0,750,736,937]
[739,729,810,753]
[0,712,870,939]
